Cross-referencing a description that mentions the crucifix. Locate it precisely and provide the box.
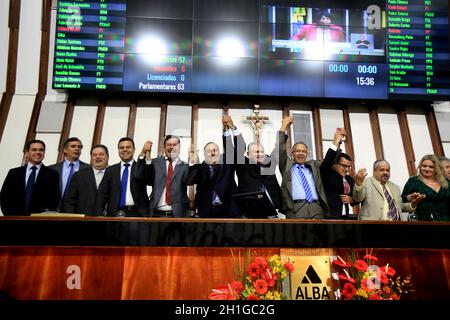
[245,104,269,142]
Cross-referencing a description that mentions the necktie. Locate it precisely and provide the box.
[209,165,215,178]
[119,163,130,208]
[297,165,314,202]
[382,183,399,221]
[64,163,75,197]
[25,166,37,212]
[95,170,104,188]
[343,177,351,195]
[342,177,351,215]
[165,159,173,205]
[210,165,221,205]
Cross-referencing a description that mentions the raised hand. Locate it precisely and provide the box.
[280,116,293,131]
[354,168,367,186]
[140,140,153,160]
[222,115,235,129]
[188,144,199,164]
[333,127,346,146]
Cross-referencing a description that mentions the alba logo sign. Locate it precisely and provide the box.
[295,265,330,300]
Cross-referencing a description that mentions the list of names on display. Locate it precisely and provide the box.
[387,0,450,97]
[53,0,126,90]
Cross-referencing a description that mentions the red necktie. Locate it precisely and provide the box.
[165,159,173,205]
[343,177,351,194]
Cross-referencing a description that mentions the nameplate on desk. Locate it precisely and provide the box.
[30,212,85,218]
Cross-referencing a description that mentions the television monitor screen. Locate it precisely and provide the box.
[52,0,450,100]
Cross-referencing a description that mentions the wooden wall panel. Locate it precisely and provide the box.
[397,108,416,176]
[157,102,168,156]
[0,247,449,300]
[0,246,280,300]
[312,104,323,160]
[0,0,21,142]
[342,106,355,175]
[91,98,106,147]
[0,247,9,289]
[121,247,279,300]
[0,247,125,300]
[126,99,137,139]
[282,106,291,154]
[57,96,76,161]
[369,105,384,160]
[424,106,445,156]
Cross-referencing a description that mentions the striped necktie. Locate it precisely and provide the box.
[297,165,314,203]
[382,182,399,221]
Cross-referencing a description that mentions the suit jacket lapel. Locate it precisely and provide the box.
[370,177,384,198]
[87,169,97,190]
[34,165,46,186]
[171,158,184,182]
[20,165,28,189]
[388,181,399,206]
[158,157,167,179]
[114,163,122,186]
[285,159,294,198]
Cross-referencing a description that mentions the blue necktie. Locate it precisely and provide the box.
[25,166,37,212]
[64,163,75,197]
[297,165,314,203]
[119,163,130,208]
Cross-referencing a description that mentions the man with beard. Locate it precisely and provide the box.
[137,135,196,217]
[353,160,420,221]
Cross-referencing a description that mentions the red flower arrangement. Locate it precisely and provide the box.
[209,252,295,300]
[332,250,413,300]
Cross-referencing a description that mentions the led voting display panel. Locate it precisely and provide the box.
[52,0,450,100]
[53,0,126,90]
[386,0,450,97]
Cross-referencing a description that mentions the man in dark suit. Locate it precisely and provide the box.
[136,135,196,217]
[224,116,282,218]
[95,137,149,217]
[1,140,60,216]
[278,117,344,219]
[49,137,89,208]
[190,140,240,218]
[61,144,109,215]
[320,135,357,219]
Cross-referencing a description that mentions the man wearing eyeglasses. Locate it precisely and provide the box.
[320,131,357,219]
[278,118,345,219]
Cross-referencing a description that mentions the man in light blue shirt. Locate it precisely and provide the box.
[49,137,89,209]
[278,117,345,219]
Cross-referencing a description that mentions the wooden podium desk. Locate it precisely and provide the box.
[0,217,449,299]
